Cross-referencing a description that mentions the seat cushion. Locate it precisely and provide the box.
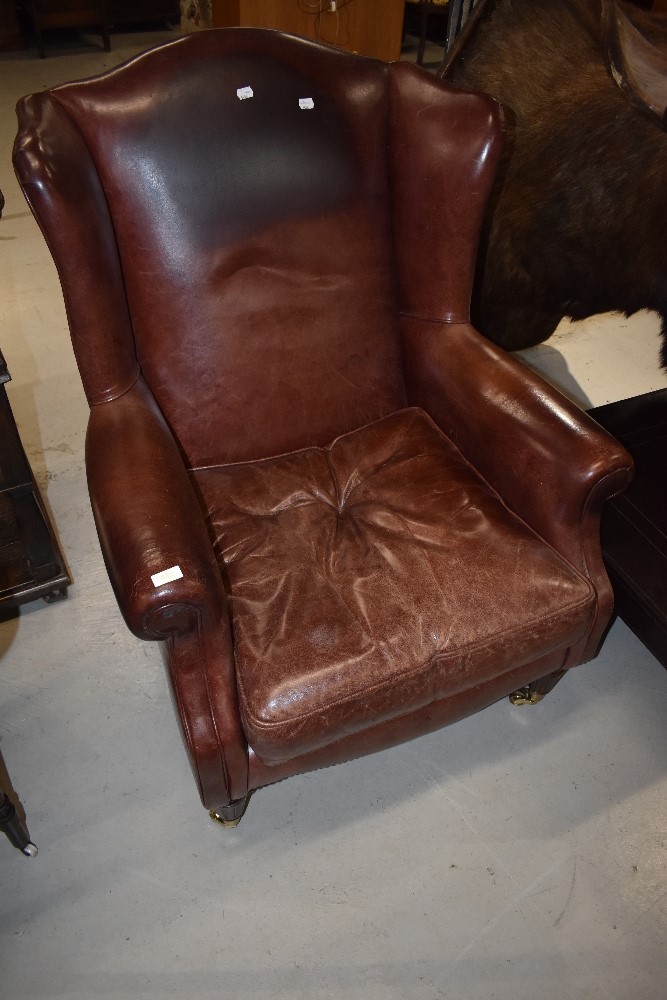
[194,408,596,765]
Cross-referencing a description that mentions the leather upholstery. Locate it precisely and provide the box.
[197,407,595,765]
[30,30,405,464]
[14,29,633,815]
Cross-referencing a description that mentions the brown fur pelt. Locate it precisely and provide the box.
[448,0,667,367]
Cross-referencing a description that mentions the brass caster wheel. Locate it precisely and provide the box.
[209,795,249,828]
[209,808,242,829]
[509,686,545,706]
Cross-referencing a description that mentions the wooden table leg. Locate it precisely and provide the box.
[0,788,37,856]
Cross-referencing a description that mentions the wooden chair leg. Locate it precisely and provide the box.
[0,790,37,855]
[35,25,46,59]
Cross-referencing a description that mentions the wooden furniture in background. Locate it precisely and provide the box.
[590,390,667,669]
[0,350,70,613]
[110,0,180,25]
[0,758,37,856]
[416,2,449,67]
[212,0,406,61]
[405,0,453,67]
[0,0,24,50]
[25,0,111,56]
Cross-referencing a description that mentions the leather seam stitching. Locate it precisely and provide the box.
[89,367,141,405]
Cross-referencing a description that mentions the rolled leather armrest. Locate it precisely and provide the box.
[401,319,634,577]
[86,377,228,640]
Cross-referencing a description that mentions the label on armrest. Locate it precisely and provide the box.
[151,565,184,587]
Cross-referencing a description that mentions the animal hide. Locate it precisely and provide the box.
[446,0,667,367]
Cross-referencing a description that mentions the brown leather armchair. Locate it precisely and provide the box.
[13,29,632,826]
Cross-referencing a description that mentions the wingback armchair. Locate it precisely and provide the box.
[14,29,632,825]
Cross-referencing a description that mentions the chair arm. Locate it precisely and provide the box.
[401,319,634,577]
[86,378,227,640]
[87,378,249,806]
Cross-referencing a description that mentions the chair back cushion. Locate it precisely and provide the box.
[18,30,406,465]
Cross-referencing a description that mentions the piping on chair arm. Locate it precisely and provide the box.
[401,318,634,579]
[85,377,230,641]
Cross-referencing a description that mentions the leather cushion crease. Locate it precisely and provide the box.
[195,408,596,765]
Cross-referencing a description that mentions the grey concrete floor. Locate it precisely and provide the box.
[1,25,666,1000]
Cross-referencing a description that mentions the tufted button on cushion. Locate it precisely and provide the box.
[194,408,596,765]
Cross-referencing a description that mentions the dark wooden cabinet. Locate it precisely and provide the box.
[24,1,180,57]
[25,0,110,55]
[589,390,667,668]
[0,0,24,50]
[0,350,70,616]
[110,0,180,24]
[212,0,406,61]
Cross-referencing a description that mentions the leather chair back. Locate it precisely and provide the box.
[19,32,410,466]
